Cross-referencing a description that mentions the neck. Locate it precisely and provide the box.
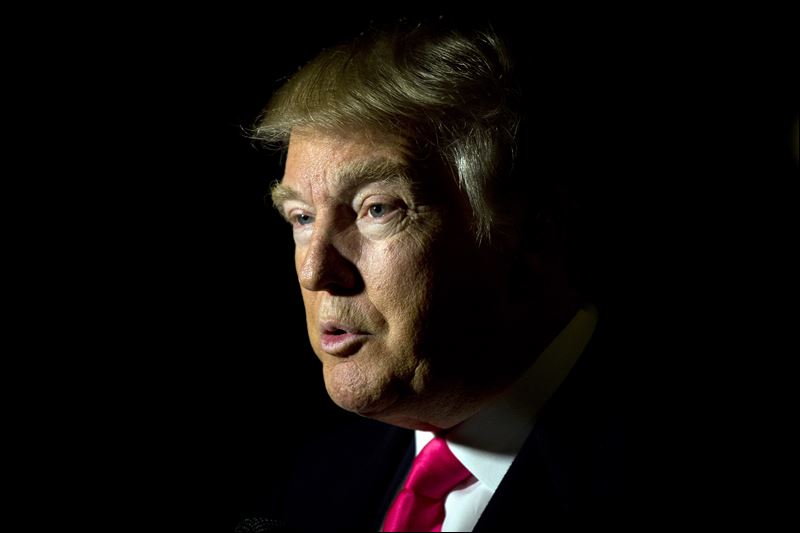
[377,297,582,432]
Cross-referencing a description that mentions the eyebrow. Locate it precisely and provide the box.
[270,159,413,216]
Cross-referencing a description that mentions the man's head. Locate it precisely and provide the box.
[258,21,578,430]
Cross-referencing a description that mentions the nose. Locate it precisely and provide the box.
[297,224,361,295]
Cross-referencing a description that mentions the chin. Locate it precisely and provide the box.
[322,359,400,416]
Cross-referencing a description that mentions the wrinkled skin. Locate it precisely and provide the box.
[276,129,572,430]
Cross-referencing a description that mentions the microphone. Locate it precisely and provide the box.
[234,517,291,532]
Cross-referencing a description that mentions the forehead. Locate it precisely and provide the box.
[282,130,407,193]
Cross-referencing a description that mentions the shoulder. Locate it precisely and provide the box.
[529,310,626,510]
[478,314,626,527]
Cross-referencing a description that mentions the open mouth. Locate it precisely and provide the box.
[319,321,369,356]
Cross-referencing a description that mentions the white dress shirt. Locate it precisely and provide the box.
[410,304,598,532]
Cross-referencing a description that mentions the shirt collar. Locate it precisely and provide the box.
[415,304,598,491]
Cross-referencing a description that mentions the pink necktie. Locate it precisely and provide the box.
[382,436,474,532]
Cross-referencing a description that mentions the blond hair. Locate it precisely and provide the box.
[254,22,520,245]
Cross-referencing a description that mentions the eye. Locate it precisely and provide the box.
[360,199,403,222]
[355,197,406,228]
[368,204,389,218]
[292,213,315,227]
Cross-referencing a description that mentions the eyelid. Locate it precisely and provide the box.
[283,200,313,218]
[285,204,315,228]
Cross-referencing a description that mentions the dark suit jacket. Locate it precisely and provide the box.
[275,319,625,531]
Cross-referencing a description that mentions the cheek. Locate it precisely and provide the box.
[300,289,320,335]
[361,237,436,331]
[294,247,305,277]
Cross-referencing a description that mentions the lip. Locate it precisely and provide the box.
[319,320,370,356]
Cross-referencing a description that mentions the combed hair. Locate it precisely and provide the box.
[254,22,521,245]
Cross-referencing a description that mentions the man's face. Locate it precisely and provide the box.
[274,129,506,429]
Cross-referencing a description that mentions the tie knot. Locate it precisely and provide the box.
[403,436,473,500]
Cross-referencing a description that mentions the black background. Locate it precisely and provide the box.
[14,6,797,530]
